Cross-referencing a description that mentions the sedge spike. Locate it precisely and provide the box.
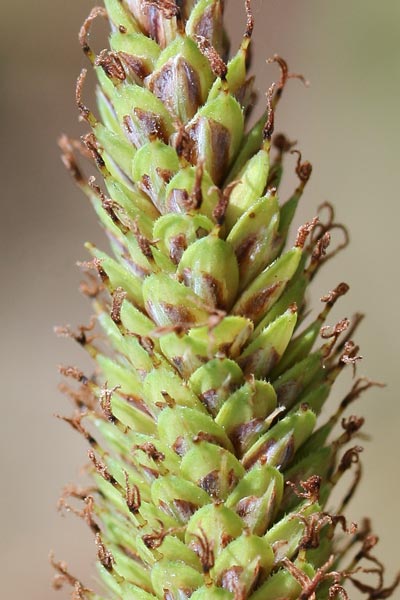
[54,2,399,599]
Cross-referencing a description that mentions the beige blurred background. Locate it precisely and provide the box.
[1,1,399,598]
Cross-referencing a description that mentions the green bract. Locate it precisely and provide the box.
[55,2,398,599]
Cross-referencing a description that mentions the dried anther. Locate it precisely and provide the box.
[95,49,126,82]
[143,0,180,19]
[332,313,364,360]
[311,232,331,265]
[172,118,195,160]
[321,318,351,358]
[58,492,100,535]
[341,415,365,437]
[310,202,350,265]
[348,528,400,598]
[182,159,204,211]
[299,513,334,550]
[54,318,97,346]
[95,534,114,571]
[295,217,319,249]
[57,411,97,448]
[321,282,350,305]
[58,134,85,184]
[134,441,165,462]
[103,198,129,233]
[340,378,386,413]
[79,271,104,298]
[212,180,240,225]
[99,382,120,422]
[338,445,363,474]
[134,333,156,356]
[75,69,96,126]
[321,318,350,341]
[195,35,227,78]
[82,132,106,171]
[88,449,114,483]
[169,233,187,264]
[333,450,364,515]
[58,365,89,384]
[274,132,297,154]
[71,582,90,600]
[263,83,275,140]
[291,149,313,184]
[156,166,174,183]
[142,520,176,549]
[77,257,106,297]
[50,554,92,597]
[78,259,110,294]
[267,54,309,108]
[329,514,357,536]
[191,527,215,573]
[59,382,98,412]
[131,219,156,260]
[88,175,124,213]
[110,287,127,324]
[286,475,322,504]
[340,341,363,375]
[58,483,96,505]
[124,471,142,514]
[282,555,350,600]
[79,6,107,65]
[328,584,350,599]
[244,0,254,39]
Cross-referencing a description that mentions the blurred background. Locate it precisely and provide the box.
[1,1,399,598]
